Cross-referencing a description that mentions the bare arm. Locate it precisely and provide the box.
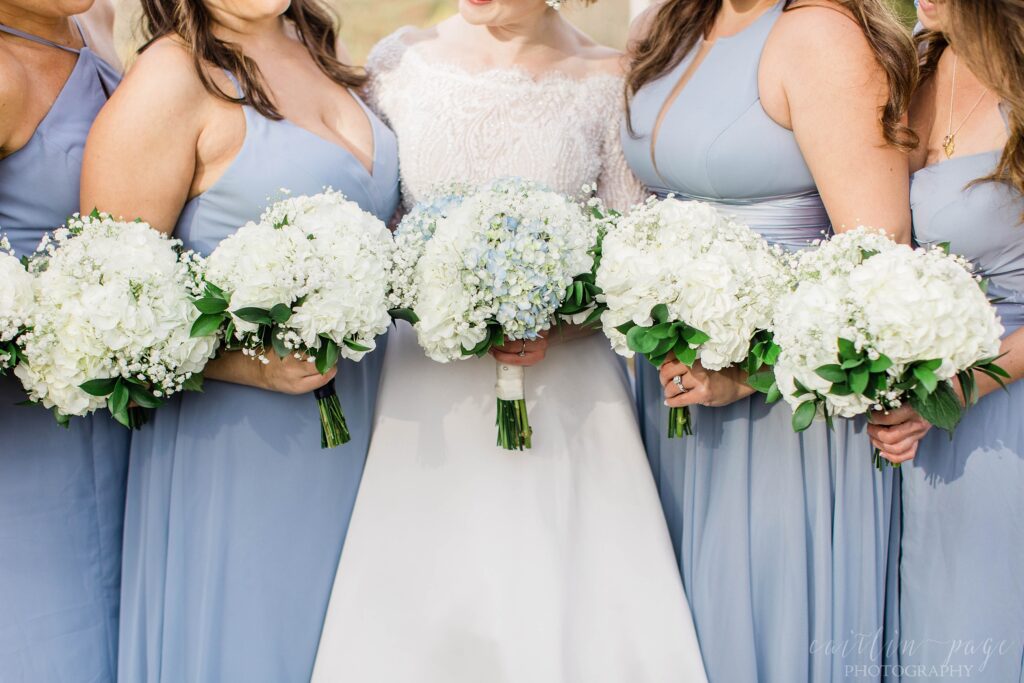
[81,38,201,231]
[766,5,912,243]
[81,39,333,394]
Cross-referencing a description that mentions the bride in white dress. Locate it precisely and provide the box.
[313,2,707,681]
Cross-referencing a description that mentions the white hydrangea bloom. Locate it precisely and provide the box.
[0,235,33,371]
[205,189,394,363]
[597,197,791,370]
[14,214,218,417]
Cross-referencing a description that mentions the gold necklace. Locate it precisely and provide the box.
[943,54,989,159]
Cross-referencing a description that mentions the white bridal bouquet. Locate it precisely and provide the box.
[15,212,218,427]
[192,189,394,448]
[390,179,600,450]
[769,227,1008,467]
[0,234,32,374]
[597,197,791,437]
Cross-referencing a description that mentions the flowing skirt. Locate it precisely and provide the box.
[636,361,899,683]
[898,379,1024,681]
[312,323,707,682]
[0,375,129,683]
[117,345,384,683]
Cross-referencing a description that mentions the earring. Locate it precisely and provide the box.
[546,0,562,9]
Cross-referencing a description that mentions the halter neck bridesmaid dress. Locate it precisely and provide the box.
[621,5,897,682]
[0,21,128,683]
[899,125,1024,681]
[116,72,399,683]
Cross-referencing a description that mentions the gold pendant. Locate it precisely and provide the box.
[943,134,956,159]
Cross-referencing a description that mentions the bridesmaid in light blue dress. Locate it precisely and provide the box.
[80,1,399,680]
[622,2,915,681]
[868,3,1024,679]
[0,6,128,682]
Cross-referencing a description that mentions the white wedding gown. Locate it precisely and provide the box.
[312,29,707,683]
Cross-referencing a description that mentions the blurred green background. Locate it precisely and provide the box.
[115,0,918,64]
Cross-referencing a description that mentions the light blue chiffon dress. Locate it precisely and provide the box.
[117,74,400,683]
[0,22,128,683]
[621,5,898,682]
[899,144,1024,681]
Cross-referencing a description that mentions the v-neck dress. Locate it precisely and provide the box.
[116,72,400,683]
[0,21,128,683]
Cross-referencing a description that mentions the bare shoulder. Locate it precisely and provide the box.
[101,35,213,133]
[770,1,879,67]
[627,1,667,48]
[120,36,209,101]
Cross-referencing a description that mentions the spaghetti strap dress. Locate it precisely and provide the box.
[116,72,400,683]
[0,21,128,683]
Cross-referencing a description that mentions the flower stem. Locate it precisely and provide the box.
[668,406,692,439]
[872,447,900,471]
[496,398,532,451]
[315,379,350,449]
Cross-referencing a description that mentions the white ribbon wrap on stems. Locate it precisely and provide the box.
[495,362,525,401]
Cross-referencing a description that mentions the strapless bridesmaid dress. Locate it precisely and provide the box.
[621,5,897,682]
[0,21,128,683]
[899,141,1024,681]
[116,73,400,683]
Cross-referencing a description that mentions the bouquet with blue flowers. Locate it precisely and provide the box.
[389,179,599,450]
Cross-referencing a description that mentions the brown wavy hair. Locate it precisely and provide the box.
[626,0,917,148]
[945,0,1024,209]
[138,0,364,120]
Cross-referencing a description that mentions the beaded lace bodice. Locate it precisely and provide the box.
[366,28,645,212]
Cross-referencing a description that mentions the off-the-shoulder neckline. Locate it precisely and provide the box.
[376,26,625,88]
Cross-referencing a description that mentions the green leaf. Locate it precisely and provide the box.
[830,383,854,396]
[271,331,290,359]
[793,378,813,397]
[674,344,698,367]
[269,303,292,324]
[233,307,273,325]
[681,326,710,347]
[190,313,225,338]
[869,355,893,373]
[127,383,162,409]
[648,322,674,340]
[761,341,781,366]
[204,282,225,298]
[194,297,229,314]
[815,364,847,384]
[615,321,636,335]
[80,377,118,397]
[315,339,340,375]
[108,380,129,419]
[792,400,818,432]
[343,338,371,353]
[182,373,205,393]
[910,382,963,433]
[389,308,419,325]
[837,338,857,360]
[649,336,676,363]
[913,365,938,394]
[840,357,865,370]
[650,303,670,325]
[627,326,658,355]
[765,384,782,404]
[747,370,778,395]
[850,366,870,394]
